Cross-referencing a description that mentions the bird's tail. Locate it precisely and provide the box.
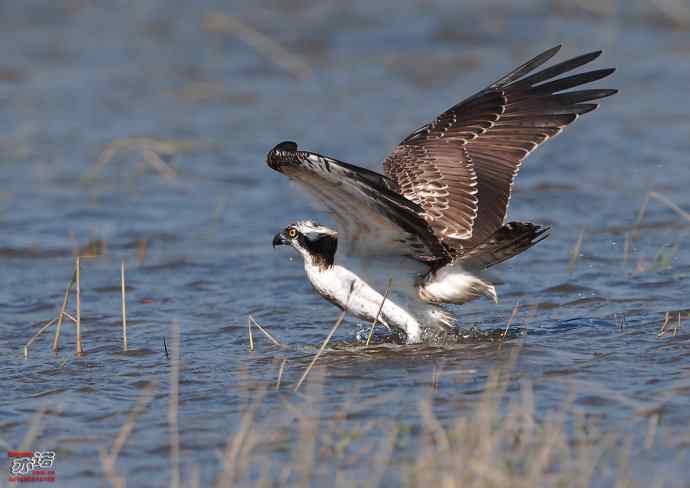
[459,222,550,270]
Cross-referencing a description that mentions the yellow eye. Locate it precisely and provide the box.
[287,228,297,238]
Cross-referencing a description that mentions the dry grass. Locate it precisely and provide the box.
[15,321,689,487]
[168,320,181,488]
[502,301,521,338]
[167,353,682,487]
[23,318,57,359]
[658,312,672,337]
[22,259,84,358]
[75,256,83,355]
[22,257,141,358]
[366,279,392,347]
[52,271,75,352]
[121,261,128,352]
[567,228,585,272]
[99,383,157,488]
[18,403,49,451]
[84,137,209,181]
[247,316,255,352]
[294,309,348,392]
[248,315,285,348]
[275,358,287,390]
[202,13,313,79]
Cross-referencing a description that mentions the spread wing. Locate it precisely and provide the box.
[267,141,449,262]
[384,45,617,251]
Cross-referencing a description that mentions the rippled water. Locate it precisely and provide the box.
[1,1,689,486]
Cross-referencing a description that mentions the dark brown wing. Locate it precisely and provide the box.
[267,142,449,262]
[383,124,479,241]
[384,45,617,252]
[458,222,550,269]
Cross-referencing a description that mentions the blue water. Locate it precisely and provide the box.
[1,1,689,486]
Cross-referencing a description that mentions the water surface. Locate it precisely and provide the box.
[1,1,689,486]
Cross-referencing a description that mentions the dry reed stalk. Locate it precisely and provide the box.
[522,304,539,329]
[294,309,348,392]
[366,279,392,347]
[168,320,181,488]
[623,231,631,268]
[364,422,399,488]
[526,412,569,484]
[294,380,322,485]
[247,316,255,351]
[419,399,452,477]
[673,312,681,337]
[110,383,157,461]
[632,193,650,240]
[616,314,626,330]
[98,457,124,488]
[140,148,177,179]
[100,383,157,487]
[52,271,75,352]
[648,191,690,224]
[613,435,634,488]
[163,336,169,359]
[431,363,442,391]
[658,312,671,337]
[188,464,201,488]
[632,191,690,242]
[248,315,285,348]
[62,312,77,324]
[86,137,204,180]
[519,379,536,438]
[23,318,57,359]
[644,414,659,449]
[121,261,128,351]
[502,301,521,338]
[218,389,267,488]
[75,257,83,355]
[137,239,148,265]
[275,358,287,390]
[567,229,585,272]
[203,13,312,79]
[19,405,48,452]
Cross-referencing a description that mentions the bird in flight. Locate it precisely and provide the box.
[268,45,616,344]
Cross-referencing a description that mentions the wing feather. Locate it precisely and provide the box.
[384,45,616,251]
[267,142,449,262]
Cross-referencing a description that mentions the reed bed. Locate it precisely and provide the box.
[14,345,679,487]
[15,292,690,487]
[22,255,131,358]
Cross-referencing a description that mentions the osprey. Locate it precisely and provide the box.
[268,45,616,344]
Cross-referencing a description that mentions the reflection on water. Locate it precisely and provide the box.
[1,0,689,486]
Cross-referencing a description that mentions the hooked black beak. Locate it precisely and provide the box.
[272,232,289,248]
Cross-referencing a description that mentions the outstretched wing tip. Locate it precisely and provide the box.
[267,140,299,172]
[273,140,298,152]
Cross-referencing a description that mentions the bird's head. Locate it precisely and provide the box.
[272,220,338,269]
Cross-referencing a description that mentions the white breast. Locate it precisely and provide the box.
[303,260,426,343]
